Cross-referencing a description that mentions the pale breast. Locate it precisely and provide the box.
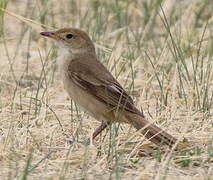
[63,73,110,121]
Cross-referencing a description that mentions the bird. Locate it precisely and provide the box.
[40,28,177,147]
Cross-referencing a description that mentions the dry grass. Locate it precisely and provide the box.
[0,0,212,179]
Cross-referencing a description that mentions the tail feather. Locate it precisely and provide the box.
[125,113,177,147]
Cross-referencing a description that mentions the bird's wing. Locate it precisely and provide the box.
[68,58,140,114]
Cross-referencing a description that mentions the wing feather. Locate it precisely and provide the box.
[68,59,140,114]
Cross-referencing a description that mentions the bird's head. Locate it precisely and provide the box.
[40,28,95,54]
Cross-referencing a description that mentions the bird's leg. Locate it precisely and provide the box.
[68,122,109,145]
[82,121,109,145]
[92,121,109,140]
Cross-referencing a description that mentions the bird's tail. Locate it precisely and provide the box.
[125,113,177,147]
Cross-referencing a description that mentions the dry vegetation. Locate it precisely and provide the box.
[0,0,213,179]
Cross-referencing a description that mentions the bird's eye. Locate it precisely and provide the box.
[66,34,73,39]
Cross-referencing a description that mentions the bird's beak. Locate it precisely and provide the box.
[40,31,60,40]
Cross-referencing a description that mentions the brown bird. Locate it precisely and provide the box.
[40,28,177,147]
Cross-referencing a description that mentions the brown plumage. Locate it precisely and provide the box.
[40,28,177,147]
